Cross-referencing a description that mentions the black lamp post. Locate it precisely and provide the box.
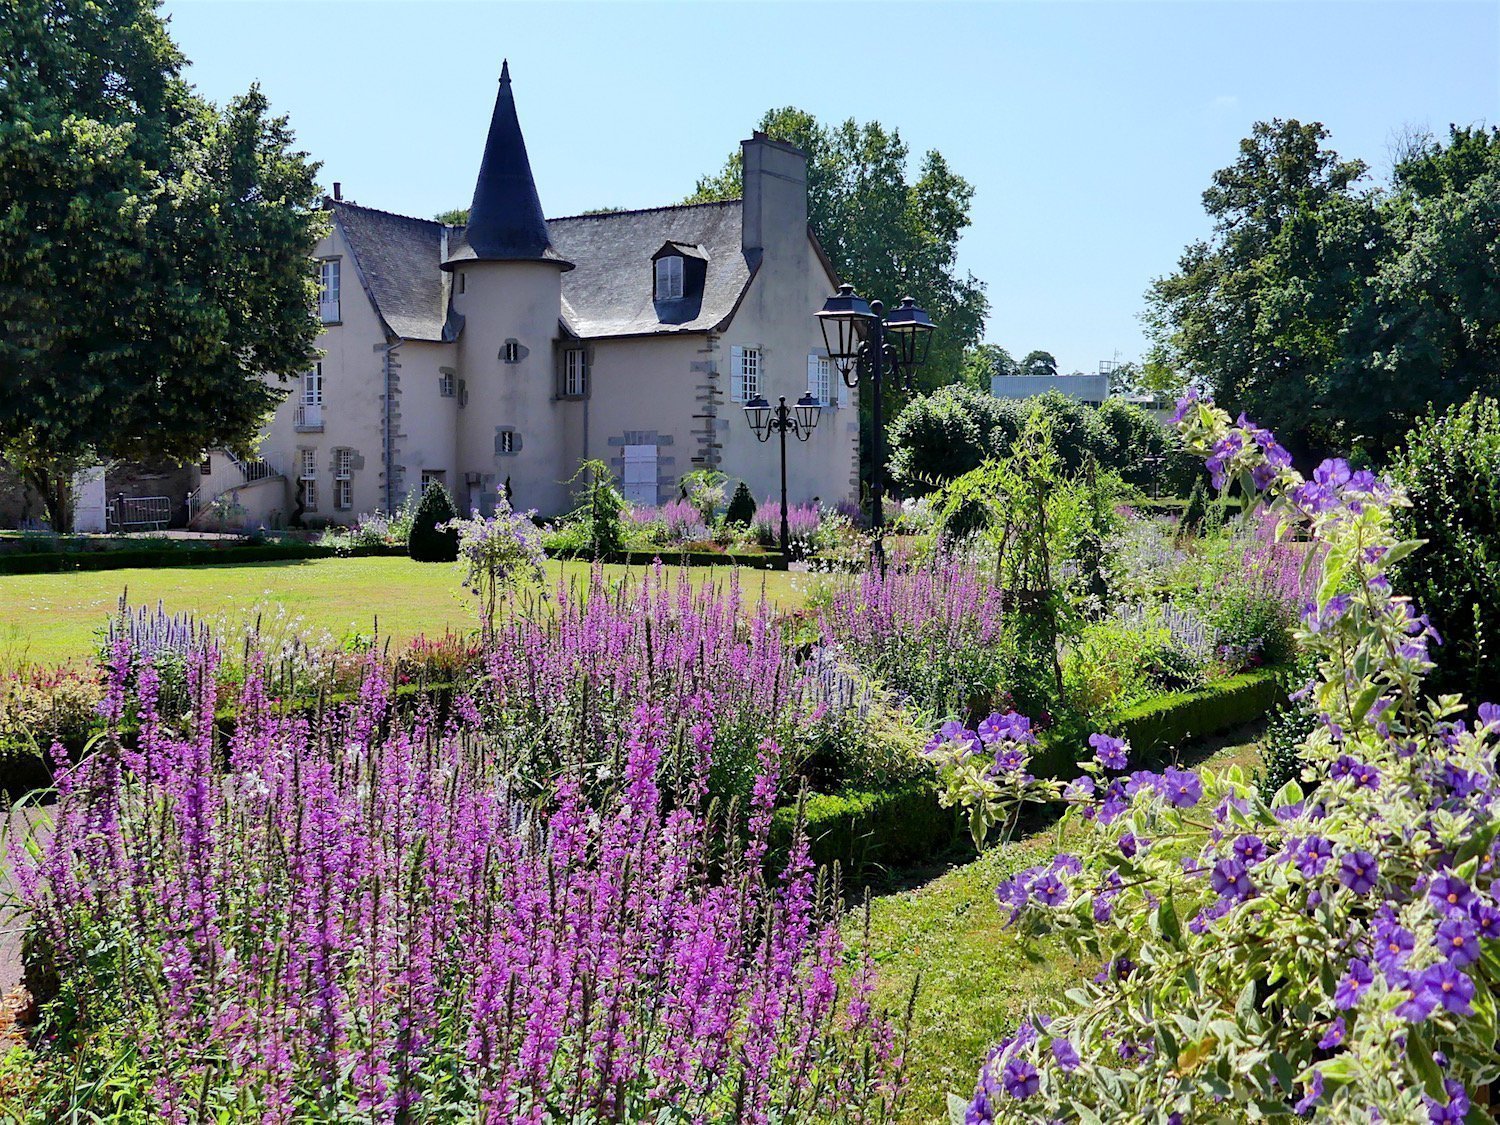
[816,286,936,563]
[743,392,822,555]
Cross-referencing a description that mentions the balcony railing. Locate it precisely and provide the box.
[295,402,324,432]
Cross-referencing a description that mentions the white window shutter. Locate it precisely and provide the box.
[837,363,850,408]
[807,354,819,402]
[730,345,745,403]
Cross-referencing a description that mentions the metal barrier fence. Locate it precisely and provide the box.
[107,495,172,531]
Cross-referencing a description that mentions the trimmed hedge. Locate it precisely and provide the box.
[771,779,956,877]
[1030,666,1288,780]
[544,547,789,570]
[0,541,406,575]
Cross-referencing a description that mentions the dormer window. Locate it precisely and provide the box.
[655,255,684,301]
[650,242,707,317]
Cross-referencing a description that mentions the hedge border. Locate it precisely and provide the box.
[0,543,786,575]
[785,665,1291,878]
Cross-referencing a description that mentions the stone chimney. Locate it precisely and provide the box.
[741,132,808,263]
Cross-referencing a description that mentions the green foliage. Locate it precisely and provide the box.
[959,344,1019,392]
[1256,656,1320,796]
[685,106,987,411]
[889,387,1187,498]
[1100,666,1287,767]
[433,207,469,225]
[1179,476,1209,533]
[1148,120,1500,459]
[0,0,325,529]
[565,459,628,559]
[678,468,727,523]
[725,480,756,527]
[1019,350,1058,379]
[771,778,955,875]
[1389,394,1500,699]
[407,482,459,563]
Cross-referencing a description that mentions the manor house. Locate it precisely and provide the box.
[208,63,857,525]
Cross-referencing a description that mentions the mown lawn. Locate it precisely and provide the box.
[867,731,1264,1123]
[0,556,821,666]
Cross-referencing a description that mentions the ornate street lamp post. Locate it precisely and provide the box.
[816,285,936,564]
[743,392,822,555]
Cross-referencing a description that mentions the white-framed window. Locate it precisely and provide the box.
[655,255,684,300]
[622,444,657,505]
[421,469,446,491]
[299,449,318,512]
[439,371,455,398]
[303,363,323,405]
[807,354,832,408]
[318,259,340,322]
[730,345,760,403]
[334,449,352,510]
[564,349,587,397]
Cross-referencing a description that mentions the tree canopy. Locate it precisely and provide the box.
[0,0,326,529]
[686,107,988,468]
[1146,118,1500,461]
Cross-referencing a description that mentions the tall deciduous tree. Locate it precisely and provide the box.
[686,107,988,482]
[1147,118,1500,461]
[0,0,325,529]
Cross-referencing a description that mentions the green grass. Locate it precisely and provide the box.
[866,730,1264,1123]
[0,556,821,666]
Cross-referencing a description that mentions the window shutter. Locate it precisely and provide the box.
[837,364,851,408]
[807,354,819,402]
[730,345,745,403]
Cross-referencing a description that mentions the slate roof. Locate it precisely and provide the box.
[548,201,755,338]
[329,198,762,343]
[331,201,457,342]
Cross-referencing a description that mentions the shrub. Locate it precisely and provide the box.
[823,551,1011,721]
[563,459,627,559]
[1256,654,1320,796]
[887,383,1014,494]
[407,480,459,562]
[952,395,1500,1121]
[1389,394,1500,699]
[725,479,756,526]
[1179,475,1209,533]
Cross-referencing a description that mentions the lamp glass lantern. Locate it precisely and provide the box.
[793,393,821,438]
[816,283,875,384]
[883,296,935,376]
[743,395,773,442]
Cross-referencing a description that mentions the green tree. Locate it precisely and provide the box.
[686,107,988,486]
[960,344,1019,393]
[1146,119,1500,460]
[434,207,469,225]
[0,0,325,529]
[407,481,460,563]
[1020,350,1059,379]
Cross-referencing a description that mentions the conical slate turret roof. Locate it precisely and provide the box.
[443,61,572,271]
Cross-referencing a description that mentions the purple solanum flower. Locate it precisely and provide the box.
[1430,873,1476,913]
[1158,767,1203,808]
[1337,851,1379,895]
[1417,961,1475,1016]
[1334,959,1373,1009]
[1210,857,1255,902]
[1318,1016,1345,1050]
[1089,732,1128,771]
[1435,915,1479,967]
[1001,1057,1039,1099]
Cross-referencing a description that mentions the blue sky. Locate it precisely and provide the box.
[162,1,1498,374]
